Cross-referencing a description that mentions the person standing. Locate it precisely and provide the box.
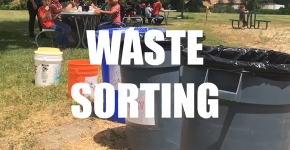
[239,5,249,29]
[27,0,47,38]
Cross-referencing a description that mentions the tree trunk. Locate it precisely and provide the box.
[181,0,184,17]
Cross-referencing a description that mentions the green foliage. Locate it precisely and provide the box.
[254,7,290,15]
[228,0,235,5]
[0,0,12,5]
[185,0,211,12]
[213,0,237,13]
[1,0,289,16]
[217,0,223,4]
[212,5,237,13]
[168,0,182,10]
[257,9,282,14]
[209,6,290,15]
[0,0,27,10]
[241,0,261,10]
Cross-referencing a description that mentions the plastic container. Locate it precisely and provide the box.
[115,27,184,150]
[96,27,166,123]
[34,47,63,86]
[67,60,98,99]
[180,45,290,150]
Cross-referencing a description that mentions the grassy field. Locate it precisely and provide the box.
[0,10,290,149]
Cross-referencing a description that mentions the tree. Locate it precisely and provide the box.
[217,0,224,4]
[228,0,235,6]
[181,0,184,17]
[184,0,211,12]
[214,0,225,13]
[241,0,261,10]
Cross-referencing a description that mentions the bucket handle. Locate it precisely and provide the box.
[34,59,46,76]
[34,59,62,74]
[204,69,243,101]
[72,68,97,89]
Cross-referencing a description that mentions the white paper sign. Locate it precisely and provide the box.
[126,89,155,125]
[109,65,122,90]
[84,76,97,98]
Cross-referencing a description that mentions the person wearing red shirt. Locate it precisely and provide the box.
[50,0,63,20]
[151,0,164,25]
[95,0,121,30]
[50,0,75,42]
[38,0,69,49]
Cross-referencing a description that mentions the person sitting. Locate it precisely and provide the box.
[135,3,142,15]
[99,0,109,22]
[125,0,135,17]
[144,2,152,24]
[95,0,121,30]
[151,0,164,25]
[123,0,135,23]
[50,0,75,43]
[38,0,70,49]
[140,3,146,23]
[131,3,143,26]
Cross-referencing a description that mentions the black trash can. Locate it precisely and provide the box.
[118,28,206,150]
[120,41,182,150]
[180,45,290,150]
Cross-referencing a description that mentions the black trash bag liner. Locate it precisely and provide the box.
[119,32,205,53]
[118,32,205,58]
[119,40,180,53]
[138,31,206,45]
[182,45,290,81]
[119,37,185,66]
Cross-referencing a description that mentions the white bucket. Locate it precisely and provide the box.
[34,51,63,86]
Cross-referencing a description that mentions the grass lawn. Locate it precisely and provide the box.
[0,10,290,149]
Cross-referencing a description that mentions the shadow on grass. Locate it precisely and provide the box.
[0,21,37,52]
[93,126,129,150]
[0,20,80,53]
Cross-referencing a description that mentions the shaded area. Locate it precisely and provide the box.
[93,126,129,150]
[0,19,83,54]
[0,20,36,53]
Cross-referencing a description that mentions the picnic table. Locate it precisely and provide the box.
[229,11,271,30]
[61,11,101,48]
[161,10,177,25]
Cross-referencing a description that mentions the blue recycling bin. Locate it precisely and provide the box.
[96,27,166,123]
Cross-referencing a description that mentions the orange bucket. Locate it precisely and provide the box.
[67,59,94,68]
[67,60,98,99]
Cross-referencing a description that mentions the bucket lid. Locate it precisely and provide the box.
[35,47,63,55]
